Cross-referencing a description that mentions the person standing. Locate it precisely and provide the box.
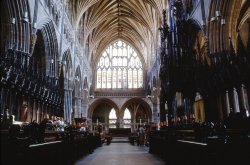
[138,125,145,146]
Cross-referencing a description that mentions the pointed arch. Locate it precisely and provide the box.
[62,49,73,84]
[36,21,59,77]
[88,98,119,118]
[120,98,152,121]
[74,66,82,97]
[95,39,144,89]
[83,77,89,90]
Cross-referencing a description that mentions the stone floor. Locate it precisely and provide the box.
[75,137,165,165]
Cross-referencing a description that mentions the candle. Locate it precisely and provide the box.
[139,119,141,125]
[97,119,99,125]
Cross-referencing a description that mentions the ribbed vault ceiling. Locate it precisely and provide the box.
[69,0,167,66]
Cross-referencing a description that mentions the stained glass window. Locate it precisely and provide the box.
[96,40,143,89]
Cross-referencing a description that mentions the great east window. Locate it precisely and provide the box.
[96,40,143,89]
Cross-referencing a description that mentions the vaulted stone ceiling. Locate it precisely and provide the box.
[69,0,167,67]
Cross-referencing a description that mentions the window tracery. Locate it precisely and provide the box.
[96,40,143,89]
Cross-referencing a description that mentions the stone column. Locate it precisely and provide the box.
[37,101,40,123]
[32,99,37,121]
[225,91,230,116]
[82,100,88,117]
[64,88,73,123]
[27,98,33,122]
[64,90,68,120]
[240,84,250,117]
[233,88,240,113]
[88,118,92,131]
[0,88,5,114]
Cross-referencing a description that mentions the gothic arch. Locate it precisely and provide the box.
[207,0,249,53]
[88,98,119,118]
[72,66,82,118]
[208,0,232,53]
[83,77,89,90]
[236,1,250,49]
[94,39,145,89]
[229,0,245,48]
[36,17,54,30]
[120,98,152,120]
[73,66,82,97]
[35,21,59,77]
[61,49,73,121]
[67,0,165,71]
[82,77,89,100]
[236,0,250,31]
[32,30,46,77]
[94,39,146,69]
[0,0,32,52]
[62,49,73,86]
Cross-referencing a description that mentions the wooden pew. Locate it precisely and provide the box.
[149,127,250,165]
[1,127,102,165]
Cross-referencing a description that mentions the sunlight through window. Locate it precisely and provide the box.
[96,40,143,89]
[109,108,117,128]
[123,108,131,128]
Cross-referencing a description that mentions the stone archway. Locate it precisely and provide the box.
[88,97,152,133]
[120,98,152,132]
[88,98,119,132]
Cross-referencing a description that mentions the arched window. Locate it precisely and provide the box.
[123,108,131,128]
[96,40,143,89]
[109,108,117,128]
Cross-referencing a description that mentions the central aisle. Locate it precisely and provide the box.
[75,137,165,165]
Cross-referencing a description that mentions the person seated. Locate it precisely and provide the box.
[59,117,65,131]
[46,120,54,131]
[38,116,49,142]
[53,117,61,131]
[64,120,70,128]
[79,123,86,133]
[29,120,39,143]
